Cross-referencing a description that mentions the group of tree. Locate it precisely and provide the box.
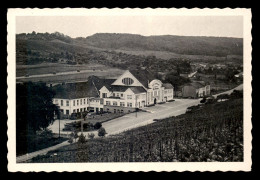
[16,82,59,155]
[69,128,107,144]
[164,71,191,90]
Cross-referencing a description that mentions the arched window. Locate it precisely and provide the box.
[122,77,134,85]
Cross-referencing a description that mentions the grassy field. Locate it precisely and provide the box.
[28,96,243,163]
[84,113,128,124]
[16,63,124,83]
[16,62,118,77]
[114,49,231,62]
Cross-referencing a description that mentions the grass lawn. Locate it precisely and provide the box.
[16,62,107,77]
[114,49,228,62]
[16,65,124,83]
[16,134,68,156]
[63,113,128,132]
[84,112,127,124]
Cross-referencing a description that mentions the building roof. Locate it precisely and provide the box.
[53,76,115,99]
[162,83,174,89]
[53,81,95,99]
[129,69,155,88]
[108,85,147,94]
[109,85,129,92]
[88,75,115,90]
[185,82,206,89]
[129,86,147,94]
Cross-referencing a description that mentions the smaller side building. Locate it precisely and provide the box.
[182,82,210,98]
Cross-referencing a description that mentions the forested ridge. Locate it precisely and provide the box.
[16,32,243,65]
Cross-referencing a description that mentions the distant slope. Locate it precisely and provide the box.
[84,33,243,57]
[16,32,243,66]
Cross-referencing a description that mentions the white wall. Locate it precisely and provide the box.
[112,70,145,88]
[164,89,174,101]
[53,97,89,115]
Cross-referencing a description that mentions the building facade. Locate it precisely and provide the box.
[182,82,210,98]
[99,70,174,113]
[52,70,174,116]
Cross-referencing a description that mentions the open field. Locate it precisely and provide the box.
[16,62,118,77]
[16,63,124,83]
[113,49,234,62]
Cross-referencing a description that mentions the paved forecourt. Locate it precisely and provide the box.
[102,98,201,136]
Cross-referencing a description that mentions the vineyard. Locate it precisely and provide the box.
[29,97,243,162]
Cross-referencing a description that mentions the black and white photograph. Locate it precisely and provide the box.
[7,8,252,172]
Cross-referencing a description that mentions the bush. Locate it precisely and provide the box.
[217,94,229,100]
[98,127,107,137]
[94,122,102,129]
[68,137,73,144]
[200,97,206,103]
[230,90,243,99]
[73,130,79,141]
[88,133,95,139]
[83,122,94,131]
[78,133,86,144]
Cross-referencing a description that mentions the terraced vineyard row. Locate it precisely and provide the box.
[30,97,243,162]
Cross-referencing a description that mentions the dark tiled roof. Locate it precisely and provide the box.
[88,75,115,90]
[185,82,206,89]
[109,85,129,92]
[162,83,174,89]
[129,69,155,88]
[108,85,146,94]
[129,86,147,94]
[53,81,96,99]
[53,76,115,99]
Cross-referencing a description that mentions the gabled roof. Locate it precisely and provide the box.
[108,85,147,94]
[53,76,115,99]
[162,83,174,89]
[88,75,115,90]
[129,86,147,94]
[53,81,96,99]
[185,82,206,89]
[109,85,129,92]
[129,69,155,88]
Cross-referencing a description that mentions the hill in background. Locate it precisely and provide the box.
[16,32,243,72]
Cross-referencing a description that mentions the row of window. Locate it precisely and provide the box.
[164,89,172,94]
[103,92,134,99]
[73,108,87,113]
[55,99,88,107]
[105,101,133,107]
[106,108,132,113]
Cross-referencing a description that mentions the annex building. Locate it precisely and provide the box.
[52,69,174,116]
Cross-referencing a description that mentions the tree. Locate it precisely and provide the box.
[164,71,191,90]
[78,133,86,144]
[94,122,102,129]
[217,94,229,101]
[16,82,58,135]
[98,127,107,137]
[73,130,79,142]
[88,133,95,139]
[16,82,58,155]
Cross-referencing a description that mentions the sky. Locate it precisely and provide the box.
[16,16,243,38]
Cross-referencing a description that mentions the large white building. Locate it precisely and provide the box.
[52,70,174,116]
